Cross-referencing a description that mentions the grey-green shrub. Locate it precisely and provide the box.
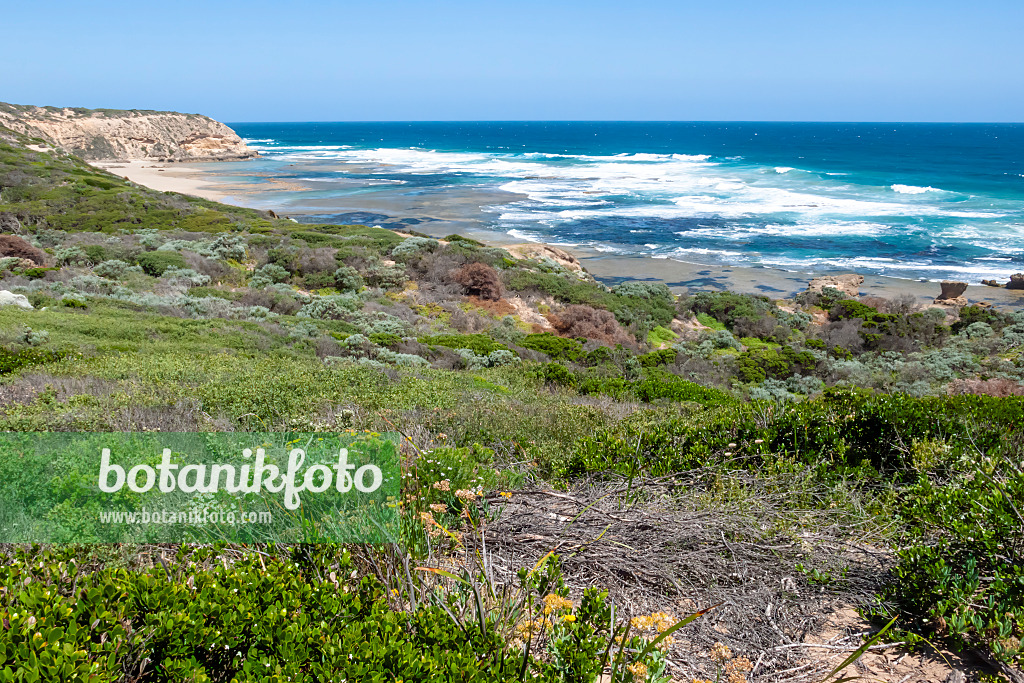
[964,322,994,339]
[365,263,407,289]
[93,259,137,279]
[250,263,290,288]
[53,246,88,266]
[749,378,796,403]
[334,266,364,292]
[298,294,362,321]
[162,267,211,287]
[391,236,439,259]
[611,280,674,301]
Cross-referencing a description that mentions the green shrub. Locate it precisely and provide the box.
[541,362,576,387]
[334,265,364,292]
[638,349,677,368]
[736,346,816,383]
[22,267,55,279]
[519,333,584,361]
[444,234,485,247]
[829,299,879,321]
[0,547,569,683]
[369,332,402,348]
[646,325,678,346]
[0,346,74,375]
[686,291,773,329]
[880,454,1024,665]
[611,280,673,301]
[250,262,291,287]
[136,250,187,276]
[418,334,509,356]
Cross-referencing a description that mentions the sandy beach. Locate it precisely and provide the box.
[94,158,1024,310]
[91,160,237,202]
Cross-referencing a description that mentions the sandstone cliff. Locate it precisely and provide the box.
[0,102,256,162]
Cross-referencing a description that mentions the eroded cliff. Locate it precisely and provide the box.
[0,102,256,162]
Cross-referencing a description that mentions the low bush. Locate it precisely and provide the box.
[548,305,633,347]
[452,262,504,300]
[519,333,585,362]
[0,233,46,264]
[418,333,510,356]
[685,291,773,329]
[0,346,74,374]
[736,346,817,383]
[879,453,1024,666]
[136,250,187,276]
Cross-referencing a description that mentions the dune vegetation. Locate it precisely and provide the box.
[1,124,1023,682]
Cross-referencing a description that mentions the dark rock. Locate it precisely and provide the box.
[981,279,1003,287]
[1007,273,1024,290]
[937,281,968,300]
[0,212,22,233]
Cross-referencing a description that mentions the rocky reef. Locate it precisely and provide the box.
[0,102,255,162]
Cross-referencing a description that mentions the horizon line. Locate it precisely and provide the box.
[223,119,1024,125]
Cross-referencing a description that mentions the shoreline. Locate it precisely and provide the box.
[93,159,1024,309]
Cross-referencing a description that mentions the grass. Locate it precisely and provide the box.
[646,325,678,347]
[696,312,726,330]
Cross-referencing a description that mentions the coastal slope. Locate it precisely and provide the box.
[0,101,255,162]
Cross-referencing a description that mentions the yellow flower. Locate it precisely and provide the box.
[726,656,752,673]
[542,593,573,615]
[499,491,513,499]
[626,661,648,680]
[709,641,732,664]
[650,611,676,633]
[631,615,653,631]
[562,614,576,623]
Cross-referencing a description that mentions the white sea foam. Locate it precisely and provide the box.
[241,142,1022,280]
[891,184,941,194]
[593,244,631,254]
[505,229,544,243]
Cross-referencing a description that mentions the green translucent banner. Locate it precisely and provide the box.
[0,432,400,543]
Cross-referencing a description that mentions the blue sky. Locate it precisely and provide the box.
[2,0,1022,122]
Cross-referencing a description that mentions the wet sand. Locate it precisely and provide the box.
[94,158,1024,310]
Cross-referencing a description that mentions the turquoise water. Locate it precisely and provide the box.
[227,122,1024,283]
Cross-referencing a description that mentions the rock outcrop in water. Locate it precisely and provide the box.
[1007,273,1024,290]
[0,102,255,162]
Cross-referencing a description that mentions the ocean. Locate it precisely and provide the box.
[221,122,1024,284]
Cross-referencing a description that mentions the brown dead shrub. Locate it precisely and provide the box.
[467,295,516,317]
[452,262,503,301]
[548,304,634,347]
[0,234,46,265]
[181,250,235,283]
[239,289,302,315]
[947,378,1024,397]
[295,247,338,274]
